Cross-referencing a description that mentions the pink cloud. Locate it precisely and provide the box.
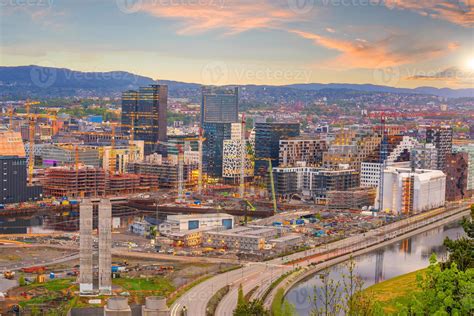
[384,0,473,27]
[136,0,299,35]
[290,30,459,69]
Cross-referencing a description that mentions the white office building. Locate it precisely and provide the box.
[158,213,234,235]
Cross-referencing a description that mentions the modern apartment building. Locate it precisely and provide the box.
[454,144,474,196]
[411,143,438,170]
[426,126,453,170]
[279,137,327,167]
[272,165,359,203]
[444,152,468,201]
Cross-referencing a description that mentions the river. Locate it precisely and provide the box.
[285,216,468,315]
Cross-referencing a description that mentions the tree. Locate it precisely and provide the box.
[311,272,341,316]
[233,299,269,316]
[442,207,474,271]
[400,254,474,315]
[341,258,383,316]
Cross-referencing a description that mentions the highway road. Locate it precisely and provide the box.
[170,200,472,316]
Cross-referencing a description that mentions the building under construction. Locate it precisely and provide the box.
[43,165,106,198]
[127,160,197,189]
[327,187,376,210]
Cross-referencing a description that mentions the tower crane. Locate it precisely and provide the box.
[155,140,185,203]
[239,114,246,198]
[256,158,277,214]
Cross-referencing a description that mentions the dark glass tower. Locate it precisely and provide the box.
[121,85,168,155]
[201,86,239,124]
[202,122,232,177]
[255,122,300,174]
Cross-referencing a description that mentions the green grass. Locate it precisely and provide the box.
[363,269,426,314]
[113,277,174,294]
[29,278,75,292]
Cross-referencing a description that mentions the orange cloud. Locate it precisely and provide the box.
[384,0,473,27]
[290,30,459,69]
[136,0,298,35]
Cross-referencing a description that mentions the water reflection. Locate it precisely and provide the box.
[286,218,466,316]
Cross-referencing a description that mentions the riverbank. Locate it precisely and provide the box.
[363,269,426,314]
[267,204,471,313]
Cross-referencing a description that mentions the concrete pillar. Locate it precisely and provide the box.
[104,297,131,316]
[79,199,93,294]
[99,198,112,294]
[142,296,170,316]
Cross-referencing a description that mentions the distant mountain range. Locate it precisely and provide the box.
[0,65,472,99]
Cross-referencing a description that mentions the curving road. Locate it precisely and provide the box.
[170,201,472,316]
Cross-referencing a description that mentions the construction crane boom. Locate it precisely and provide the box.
[256,158,277,214]
[239,113,246,198]
[155,140,185,203]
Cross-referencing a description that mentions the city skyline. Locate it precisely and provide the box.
[1,0,473,88]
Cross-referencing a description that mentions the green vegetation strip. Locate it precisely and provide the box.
[261,269,299,303]
[113,276,175,302]
[271,288,295,316]
[167,274,213,307]
[362,268,426,314]
[206,285,230,316]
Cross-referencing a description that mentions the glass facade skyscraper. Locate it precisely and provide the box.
[201,86,239,124]
[202,122,232,177]
[254,122,300,174]
[121,84,168,155]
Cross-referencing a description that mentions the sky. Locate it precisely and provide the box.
[0,0,473,88]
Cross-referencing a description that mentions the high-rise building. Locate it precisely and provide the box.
[201,86,239,124]
[454,144,474,196]
[444,152,468,201]
[121,85,168,155]
[426,126,452,170]
[254,122,300,174]
[376,167,445,215]
[202,122,232,177]
[0,156,42,203]
[279,137,327,167]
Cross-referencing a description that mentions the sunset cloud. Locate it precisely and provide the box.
[135,0,299,35]
[290,30,460,69]
[384,0,473,27]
